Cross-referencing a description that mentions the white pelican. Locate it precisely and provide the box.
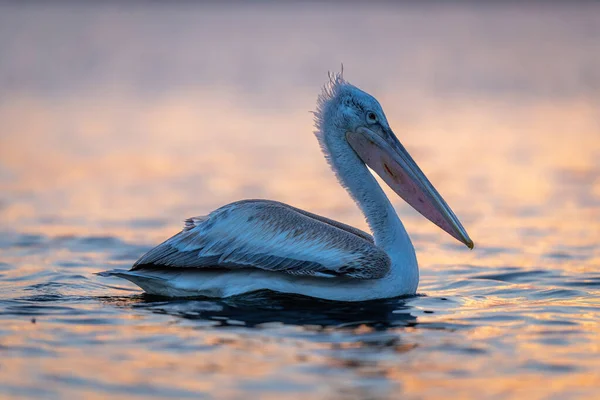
[99,73,473,301]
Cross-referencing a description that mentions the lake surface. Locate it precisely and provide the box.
[1,2,599,399]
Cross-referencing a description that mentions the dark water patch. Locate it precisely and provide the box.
[96,294,147,306]
[533,319,580,327]
[239,380,312,395]
[18,293,65,302]
[336,333,406,350]
[141,299,225,313]
[25,274,90,285]
[474,269,553,283]
[544,251,590,261]
[479,246,519,256]
[1,344,58,358]
[105,292,422,330]
[412,295,463,310]
[13,233,48,248]
[1,233,149,260]
[53,317,119,325]
[48,235,145,253]
[527,329,586,346]
[432,278,507,291]
[536,328,584,336]
[545,252,574,260]
[0,303,83,316]
[529,288,588,300]
[79,236,122,246]
[128,218,168,229]
[24,280,93,296]
[56,273,89,280]
[0,385,57,399]
[521,360,579,374]
[109,246,151,261]
[487,287,535,297]
[2,269,57,283]
[23,294,101,306]
[431,343,487,355]
[566,244,598,252]
[562,276,600,288]
[0,262,13,271]
[54,235,149,260]
[533,305,600,316]
[71,235,126,250]
[37,215,63,225]
[152,340,215,354]
[411,321,474,331]
[534,337,571,346]
[464,314,526,323]
[44,374,206,399]
[55,261,89,268]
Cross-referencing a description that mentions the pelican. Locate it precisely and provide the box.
[99,73,473,301]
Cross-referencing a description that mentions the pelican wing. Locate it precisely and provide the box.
[132,200,390,279]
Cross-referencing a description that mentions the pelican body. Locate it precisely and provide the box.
[100,74,473,301]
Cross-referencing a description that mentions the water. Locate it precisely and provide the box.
[1,2,599,399]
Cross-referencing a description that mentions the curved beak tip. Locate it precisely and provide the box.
[466,240,474,250]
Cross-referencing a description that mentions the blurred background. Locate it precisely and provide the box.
[0,2,599,399]
[1,2,599,253]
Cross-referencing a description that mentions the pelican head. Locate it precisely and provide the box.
[315,73,473,249]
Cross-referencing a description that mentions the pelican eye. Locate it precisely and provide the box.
[366,111,378,124]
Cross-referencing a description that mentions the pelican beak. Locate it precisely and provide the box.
[347,127,474,249]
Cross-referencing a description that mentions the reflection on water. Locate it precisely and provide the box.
[1,2,600,399]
